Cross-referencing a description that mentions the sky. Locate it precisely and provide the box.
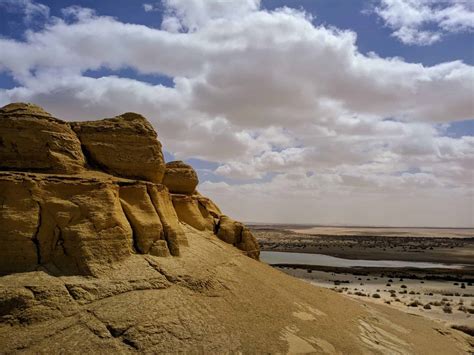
[0,0,473,227]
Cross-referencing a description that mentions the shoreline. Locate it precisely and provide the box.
[253,227,474,265]
[269,263,474,282]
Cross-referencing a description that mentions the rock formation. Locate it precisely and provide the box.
[71,113,165,183]
[0,103,86,174]
[0,103,470,354]
[162,161,198,194]
[0,103,259,277]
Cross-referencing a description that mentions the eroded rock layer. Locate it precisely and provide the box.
[0,102,259,276]
[0,103,86,174]
[71,113,166,183]
[162,161,199,195]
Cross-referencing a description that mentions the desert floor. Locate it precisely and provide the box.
[252,225,474,264]
[254,224,474,337]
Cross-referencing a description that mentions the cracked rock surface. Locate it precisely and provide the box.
[0,227,471,354]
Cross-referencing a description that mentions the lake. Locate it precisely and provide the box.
[260,251,465,269]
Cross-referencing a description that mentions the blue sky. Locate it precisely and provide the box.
[0,0,473,226]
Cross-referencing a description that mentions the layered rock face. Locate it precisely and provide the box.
[0,103,259,276]
[0,103,86,174]
[162,161,198,194]
[71,113,165,183]
[164,161,260,259]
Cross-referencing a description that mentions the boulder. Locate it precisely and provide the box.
[162,161,198,195]
[216,215,260,260]
[0,103,86,174]
[172,194,214,231]
[193,193,222,218]
[71,113,165,183]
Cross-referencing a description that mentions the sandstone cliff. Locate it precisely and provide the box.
[0,103,471,354]
[0,103,259,276]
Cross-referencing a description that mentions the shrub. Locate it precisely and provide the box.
[372,293,381,299]
[442,305,452,314]
[401,285,407,289]
[423,304,431,309]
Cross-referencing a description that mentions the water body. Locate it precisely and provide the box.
[260,251,464,269]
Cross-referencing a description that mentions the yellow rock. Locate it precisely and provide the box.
[162,161,198,194]
[0,103,86,174]
[71,112,165,183]
[0,174,39,273]
[172,194,214,231]
[147,184,188,256]
[119,183,164,254]
[0,173,134,275]
[216,215,260,260]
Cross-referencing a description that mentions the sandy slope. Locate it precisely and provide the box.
[0,225,471,354]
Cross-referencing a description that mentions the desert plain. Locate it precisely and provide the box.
[253,224,474,337]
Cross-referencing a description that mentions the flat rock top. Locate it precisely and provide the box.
[71,112,157,136]
[166,161,194,169]
[0,102,52,117]
[0,102,67,125]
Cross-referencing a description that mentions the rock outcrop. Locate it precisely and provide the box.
[71,113,166,183]
[0,102,259,277]
[164,161,260,259]
[216,215,260,260]
[162,161,199,194]
[0,103,86,174]
[0,103,469,354]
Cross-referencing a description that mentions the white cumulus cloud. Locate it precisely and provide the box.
[372,0,474,45]
[0,0,472,226]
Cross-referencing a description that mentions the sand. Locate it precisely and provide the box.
[276,267,474,331]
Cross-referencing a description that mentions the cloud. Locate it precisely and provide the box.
[0,0,50,25]
[143,3,155,12]
[161,0,261,31]
[371,0,474,45]
[0,0,472,226]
